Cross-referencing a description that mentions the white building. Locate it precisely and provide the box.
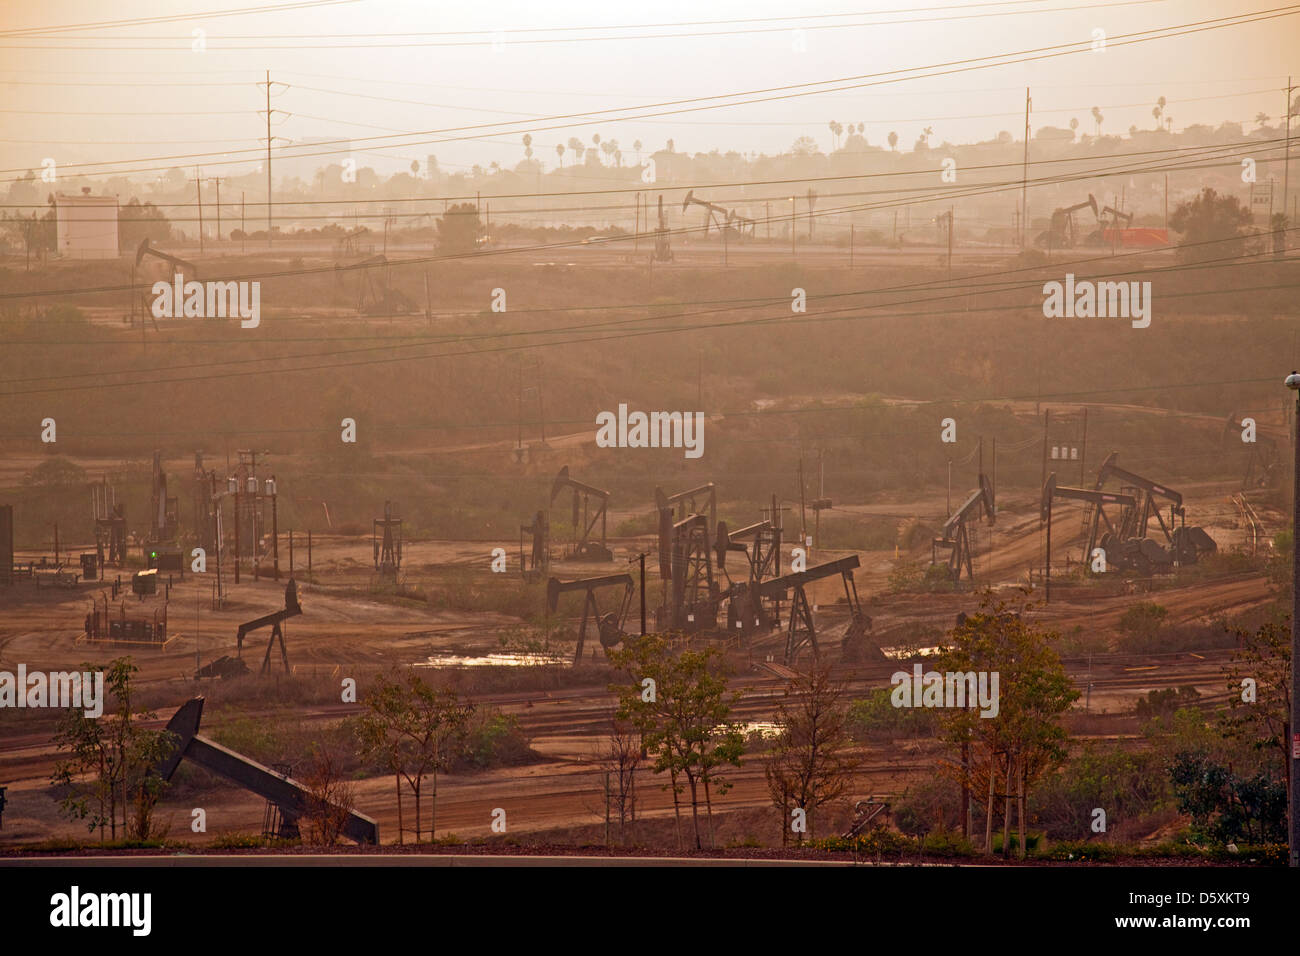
[54,189,119,259]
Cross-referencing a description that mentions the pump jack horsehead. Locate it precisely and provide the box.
[550,466,613,561]
[546,573,634,664]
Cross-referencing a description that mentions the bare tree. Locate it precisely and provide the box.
[595,715,642,844]
[763,668,860,845]
[298,745,357,846]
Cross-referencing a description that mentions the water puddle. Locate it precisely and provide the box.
[416,651,570,668]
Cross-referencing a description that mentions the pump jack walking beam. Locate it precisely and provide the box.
[932,473,995,583]
[756,555,868,666]
[547,573,634,663]
[236,579,302,674]
[155,696,379,844]
[550,466,613,561]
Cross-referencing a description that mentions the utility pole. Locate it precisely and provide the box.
[1286,76,1295,250]
[258,70,289,249]
[209,177,225,242]
[265,71,272,246]
[1286,370,1300,867]
[1021,87,1031,248]
[791,197,796,258]
[241,191,246,252]
[190,169,205,253]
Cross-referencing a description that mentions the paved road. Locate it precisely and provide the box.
[2,852,931,867]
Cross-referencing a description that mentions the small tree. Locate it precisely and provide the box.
[937,596,1079,858]
[52,658,176,842]
[596,715,642,845]
[609,636,744,850]
[764,668,860,845]
[355,669,472,843]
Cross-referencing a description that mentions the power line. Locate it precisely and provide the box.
[3,6,1293,182]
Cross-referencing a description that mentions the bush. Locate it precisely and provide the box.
[455,711,537,770]
[848,687,940,741]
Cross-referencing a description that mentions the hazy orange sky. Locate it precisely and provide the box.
[0,0,1296,186]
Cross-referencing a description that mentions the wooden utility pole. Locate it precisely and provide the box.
[1285,76,1294,246]
[265,70,272,247]
[1021,88,1031,248]
[190,169,205,253]
[210,177,225,242]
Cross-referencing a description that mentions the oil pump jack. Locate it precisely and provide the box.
[714,516,781,635]
[546,573,634,663]
[1035,194,1099,249]
[755,555,870,667]
[932,473,995,584]
[681,190,755,238]
[154,696,379,844]
[1091,452,1216,568]
[133,238,198,326]
[655,483,717,540]
[333,254,412,316]
[236,578,302,675]
[1041,473,1136,581]
[550,466,613,561]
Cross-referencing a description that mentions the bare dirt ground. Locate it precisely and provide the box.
[0,462,1274,849]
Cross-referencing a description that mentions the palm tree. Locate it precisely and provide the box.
[568,137,585,162]
[1069,117,1079,139]
[1091,106,1104,137]
[887,131,898,151]
[633,139,642,163]
[1255,112,1270,129]
[410,159,419,177]
[556,143,565,167]
[666,138,675,153]
[523,133,533,159]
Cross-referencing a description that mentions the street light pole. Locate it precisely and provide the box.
[1286,370,1300,867]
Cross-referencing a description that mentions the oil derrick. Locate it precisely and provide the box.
[653,194,673,262]
[932,473,995,585]
[374,501,403,580]
[519,510,549,579]
[146,451,182,571]
[191,452,214,553]
[1091,452,1217,569]
[715,517,781,635]
[546,573,634,663]
[91,477,126,569]
[656,513,718,632]
[1223,414,1282,490]
[550,466,613,561]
